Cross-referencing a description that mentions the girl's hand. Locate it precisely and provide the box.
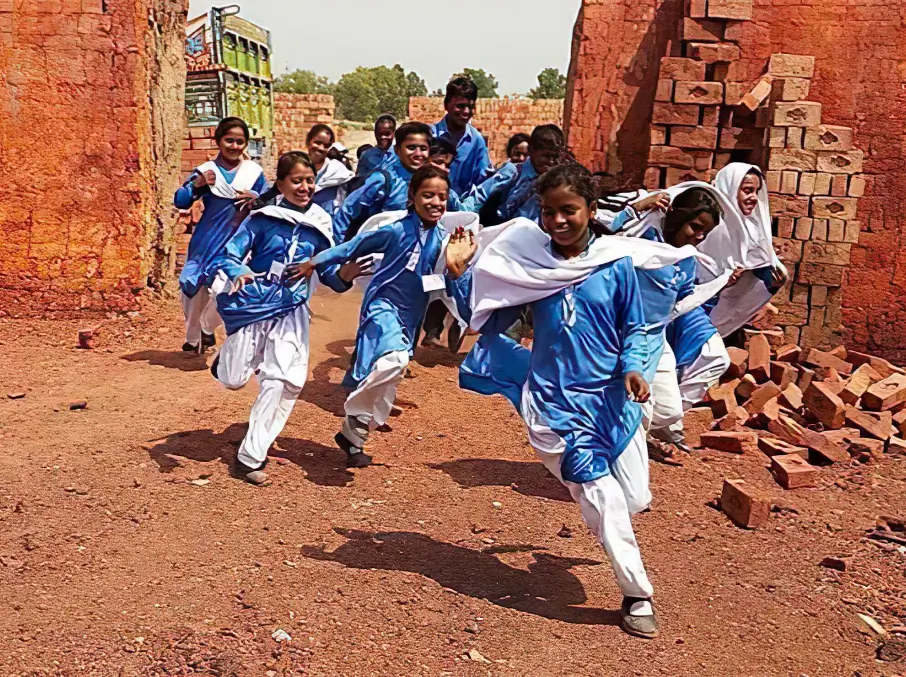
[284,260,316,284]
[446,227,477,279]
[339,256,375,283]
[194,169,217,188]
[770,264,788,289]
[232,273,255,293]
[725,266,745,288]
[624,371,650,403]
[233,190,259,210]
[631,192,670,213]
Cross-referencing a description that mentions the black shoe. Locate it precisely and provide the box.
[201,331,216,349]
[233,460,270,486]
[182,342,199,352]
[210,355,220,380]
[620,597,659,639]
[334,432,373,468]
[421,335,443,349]
[447,322,464,354]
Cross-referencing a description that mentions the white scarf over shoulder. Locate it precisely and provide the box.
[467,217,729,331]
[197,160,264,199]
[252,200,335,246]
[315,158,355,191]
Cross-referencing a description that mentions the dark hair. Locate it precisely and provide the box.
[395,121,432,147]
[536,164,610,236]
[408,165,451,202]
[444,76,478,105]
[507,133,530,157]
[745,167,764,189]
[306,123,335,145]
[663,187,723,243]
[374,114,397,130]
[429,137,457,160]
[356,143,374,160]
[215,117,250,143]
[530,124,565,152]
[251,151,316,210]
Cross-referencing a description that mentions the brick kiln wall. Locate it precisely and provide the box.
[565,0,906,361]
[273,93,337,156]
[0,0,189,318]
[408,97,565,166]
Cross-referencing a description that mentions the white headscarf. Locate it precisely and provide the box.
[196,160,264,199]
[709,163,777,271]
[315,158,354,191]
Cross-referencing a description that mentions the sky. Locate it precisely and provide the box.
[187,0,582,95]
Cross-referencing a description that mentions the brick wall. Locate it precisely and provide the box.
[0,0,188,317]
[408,97,565,165]
[565,0,906,361]
[273,93,336,155]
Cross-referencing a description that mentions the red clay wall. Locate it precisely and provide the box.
[272,93,337,156]
[0,0,188,318]
[409,97,565,166]
[566,0,906,360]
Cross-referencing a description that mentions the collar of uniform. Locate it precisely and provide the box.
[435,116,475,149]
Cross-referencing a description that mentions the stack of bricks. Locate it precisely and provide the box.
[641,0,865,350]
[408,97,564,166]
[273,93,337,156]
[181,126,221,177]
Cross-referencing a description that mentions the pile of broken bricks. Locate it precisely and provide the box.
[681,330,906,529]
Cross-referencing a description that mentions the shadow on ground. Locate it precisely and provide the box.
[145,423,353,486]
[300,528,617,625]
[122,350,211,372]
[429,459,571,502]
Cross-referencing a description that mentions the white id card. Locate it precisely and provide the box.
[405,243,421,272]
[421,274,445,292]
[268,260,286,282]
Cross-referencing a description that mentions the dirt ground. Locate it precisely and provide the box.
[2,287,905,676]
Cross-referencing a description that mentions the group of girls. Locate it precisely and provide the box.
[174,81,786,638]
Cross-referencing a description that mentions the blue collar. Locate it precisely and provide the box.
[435,116,476,148]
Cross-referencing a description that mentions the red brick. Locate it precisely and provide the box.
[771,77,811,102]
[847,351,904,379]
[770,195,810,218]
[817,150,864,174]
[775,344,802,364]
[848,175,866,198]
[670,125,717,149]
[689,0,707,18]
[804,125,853,152]
[651,103,700,126]
[659,57,707,80]
[862,375,906,412]
[801,242,852,267]
[798,172,817,196]
[666,167,711,184]
[718,126,761,150]
[768,416,850,464]
[745,382,783,415]
[768,54,816,78]
[740,77,772,111]
[771,454,818,489]
[839,364,882,405]
[844,406,893,441]
[688,42,740,63]
[650,125,667,145]
[811,197,858,221]
[830,174,848,197]
[797,263,845,287]
[770,361,798,390]
[747,334,771,382]
[707,0,753,20]
[725,347,749,379]
[759,437,808,458]
[682,18,724,42]
[803,382,846,429]
[715,406,751,432]
[648,145,695,168]
[721,479,770,529]
[674,81,724,105]
[655,79,673,103]
[768,149,817,172]
[771,102,822,128]
[780,171,798,194]
[893,410,906,437]
[802,348,853,375]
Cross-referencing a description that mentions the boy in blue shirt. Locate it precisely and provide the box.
[431,77,493,196]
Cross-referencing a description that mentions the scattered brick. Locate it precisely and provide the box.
[844,406,893,441]
[768,416,850,464]
[862,375,906,412]
[745,382,783,416]
[747,334,771,382]
[701,431,758,454]
[839,364,883,405]
[894,410,906,438]
[715,406,751,432]
[771,454,818,489]
[708,379,741,418]
[779,383,804,410]
[803,382,846,429]
[775,344,802,364]
[797,365,816,392]
[759,437,808,459]
[802,348,853,376]
[847,351,905,379]
[740,77,773,111]
[683,407,715,448]
[736,375,759,402]
[770,362,798,390]
[721,479,770,529]
[744,329,785,349]
[819,556,851,572]
[849,438,885,462]
[78,328,96,350]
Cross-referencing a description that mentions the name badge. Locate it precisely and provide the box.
[405,250,421,272]
[268,260,286,283]
[421,274,445,293]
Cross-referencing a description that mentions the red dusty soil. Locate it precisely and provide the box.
[1,288,905,676]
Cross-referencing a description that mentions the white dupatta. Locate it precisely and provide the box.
[196,160,264,199]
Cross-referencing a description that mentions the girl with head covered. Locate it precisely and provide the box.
[445,165,723,639]
[704,163,789,337]
[290,166,479,469]
[207,151,364,486]
[306,124,355,218]
[174,117,267,353]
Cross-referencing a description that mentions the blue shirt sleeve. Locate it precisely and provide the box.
[677,257,698,302]
[458,164,518,213]
[251,173,268,195]
[312,225,396,268]
[332,172,388,243]
[313,234,354,294]
[218,218,257,282]
[174,173,203,209]
[609,206,640,234]
[614,257,649,376]
[472,136,493,187]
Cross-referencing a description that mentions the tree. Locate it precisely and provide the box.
[528,68,568,100]
[334,65,427,121]
[274,69,333,95]
[455,68,499,98]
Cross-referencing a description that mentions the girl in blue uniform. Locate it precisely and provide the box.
[307,124,354,218]
[446,165,714,639]
[208,151,360,486]
[174,117,267,353]
[292,166,455,468]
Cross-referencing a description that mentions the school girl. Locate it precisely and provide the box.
[450,166,724,638]
[208,152,361,486]
[174,117,267,352]
[705,163,789,337]
[356,114,398,175]
[305,124,355,218]
[291,166,469,468]
[506,132,530,165]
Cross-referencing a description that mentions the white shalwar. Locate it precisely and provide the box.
[341,349,409,447]
[664,334,730,441]
[643,342,684,434]
[215,305,310,470]
[522,384,654,600]
[181,290,223,346]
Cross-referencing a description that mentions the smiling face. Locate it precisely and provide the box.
[540,185,592,257]
[672,212,718,247]
[217,126,248,165]
[411,176,449,226]
[737,173,762,216]
[396,133,430,172]
[374,121,395,151]
[445,96,475,129]
[307,130,333,169]
[428,153,454,176]
[530,146,560,175]
[276,162,316,209]
[510,141,529,164]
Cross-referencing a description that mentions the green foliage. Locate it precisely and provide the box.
[334,65,427,122]
[273,69,333,95]
[528,68,567,100]
[455,68,499,99]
